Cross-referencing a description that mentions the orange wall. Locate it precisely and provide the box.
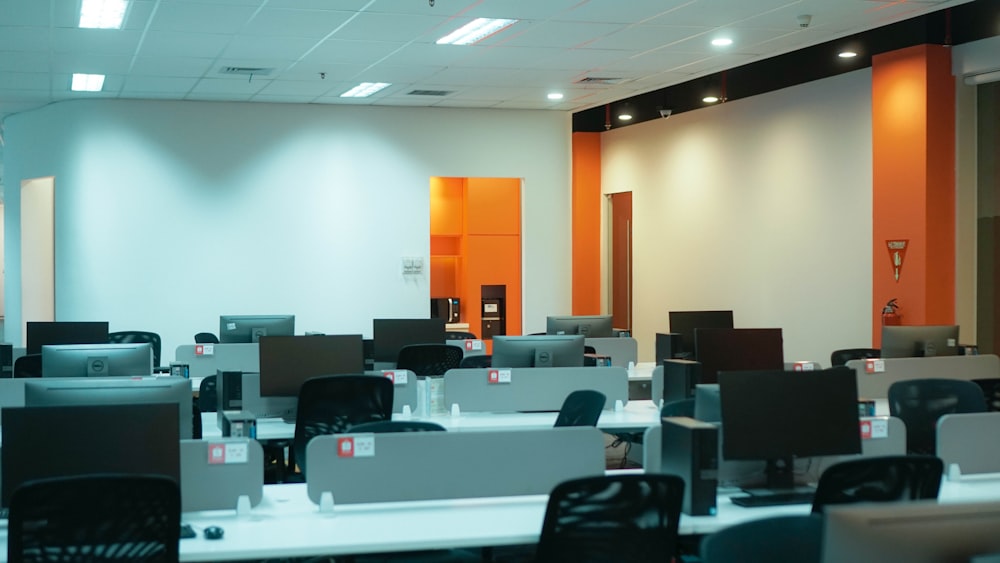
[572,132,602,315]
[430,177,466,298]
[871,44,955,344]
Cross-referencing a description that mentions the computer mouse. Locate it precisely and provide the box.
[203,526,224,540]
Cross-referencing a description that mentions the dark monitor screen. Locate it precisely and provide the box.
[491,335,585,368]
[372,318,446,363]
[1,403,180,508]
[880,325,960,358]
[694,328,783,384]
[219,315,295,343]
[41,343,153,377]
[668,311,734,359]
[23,376,193,439]
[719,367,861,488]
[545,315,614,338]
[259,335,365,397]
[26,321,109,355]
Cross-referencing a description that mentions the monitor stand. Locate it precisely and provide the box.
[729,457,815,507]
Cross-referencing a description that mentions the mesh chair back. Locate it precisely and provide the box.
[293,375,394,476]
[194,332,219,344]
[888,378,987,454]
[830,348,880,367]
[810,455,943,514]
[13,354,41,378]
[536,474,684,563]
[445,331,478,341]
[459,354,492,369]
[347,420,446,433]
[553,390,606,427]
[109,331,162,367]
[8,474,181,563]
[972,378,1000,412]
[198,374,217,413]
[395,344,463,376]
[700,514,823,563]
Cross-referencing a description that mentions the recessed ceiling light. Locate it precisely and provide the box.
[711,38,733,47]
[340,82,391,98]
[79,0,129,29]
[71,73,105,92]
[618,112,633,121]
[436,18,518,45]
[703,96,720,103]
[547,92,564,101]
[839,51,858,58]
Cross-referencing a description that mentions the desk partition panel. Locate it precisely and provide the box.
[175,343,260,379]
[238,370,418,417]
[0,379,26,411]
[937,412,1000,476]
[443,367,628,412]
[306,427,605,505]
[846,354,1000,399]
[584,337,638,368]
[180,438,263,512]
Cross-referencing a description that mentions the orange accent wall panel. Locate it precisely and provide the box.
[465,235,522,338]
[430,256,458,297]
[871,44,955,345]
[430,177,465,236]
[466,178,521,235]
[572,132,602,315]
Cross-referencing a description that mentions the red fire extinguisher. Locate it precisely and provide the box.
[882,298,901,326]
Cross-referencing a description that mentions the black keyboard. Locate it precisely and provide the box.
[730,491,814,507]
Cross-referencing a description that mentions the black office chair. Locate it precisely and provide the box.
[197,374,217,413]
[395,344,464,376]
[810,455,944,514]
[347,420,446,433]
[109,330,162,369]
[535,474,685,563]
[445,331,478,341]
[8,474,181,563]
[13,354,42,378]
[458,354,492,369]
[293,375,394,478]
[700,514,823,563]
[661,398,695,418]
[830,347,880,367]
[972,378,1000,412]
[888,378,987,454]
[553,390,606,427]
[194,332,219,344]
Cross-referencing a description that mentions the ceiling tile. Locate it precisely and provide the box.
[302,39,405,65]
[221,35,320,60]
[189,76,273,95]
[120,75,200,94]
[254,78,338,96]
[1,72,50,90]
[51,28,144,54]
[50,53,133,75]
[150,2,258,34]
[556,0,694,24]
[648,0,798,27]
[242,9,357,38]
[498,20,628,49]
[585,25,714,52]
[0,0,53,27]
[139,31,232,58]
[0,50,49,72]
[0,26,51,52]
[129,57,216,78]
[332,12,451,42]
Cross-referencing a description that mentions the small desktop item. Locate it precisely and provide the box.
[219,315,295,344]
[41,343,153,377]
[667,310,734,359]
[490,335,585,368]
[26,321,109,355]
[719,367,861,504]
[1,403,180,508]
[372,318,446,363]
[545,315,614,338]
[880,324,960,358]
[694,328,783,384]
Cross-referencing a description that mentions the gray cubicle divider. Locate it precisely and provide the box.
[306,427,605,506]
[846,354,1000,399]
[0,379,26,410]
[175,343,260,379]
[238,371,418,417]
[585,337,638,368]
[937,412,1000,477]
[457,339,487,358]
[180,438,264,512]
[443,367,628,413]
[368,369,419,414]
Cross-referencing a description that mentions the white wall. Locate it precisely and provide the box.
[602,69,875,365]
[3,100,572,357]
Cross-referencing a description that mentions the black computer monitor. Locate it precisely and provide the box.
[880,325,960,358]
[545,315,614,338]
[26,321,109,355]
[41,343,153,377]
[719,367,861,495]
[372,318,446,363]
[491,335,585,368]
[258,335,365,397]
[1,403,180,508]
[694,327,783,384]
[668,310,734,359]
[219,315,295,343]
[23,376,193,439]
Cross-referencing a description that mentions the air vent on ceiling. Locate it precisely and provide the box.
[219,67,274,76]
[407,89,453,96]
[576,77,624,85]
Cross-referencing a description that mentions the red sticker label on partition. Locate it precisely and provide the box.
[465,340,474,350]
[337,437,355,457]
[488,370,499,383]
[860,420,872,440]
[195,345,204,356]
[208,443,226,464]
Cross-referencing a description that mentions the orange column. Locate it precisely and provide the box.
[871,44,955,345]
[572,132,602,315]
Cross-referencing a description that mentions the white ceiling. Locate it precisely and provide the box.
[0,0,977,123]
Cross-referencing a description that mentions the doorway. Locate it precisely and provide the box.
[609,192,632,332]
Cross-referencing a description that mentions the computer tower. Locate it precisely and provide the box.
[0,344,12,377]
[216,370,244,425]
[655,333,685,363]
[663,359,701,403]
[661,416,718,516]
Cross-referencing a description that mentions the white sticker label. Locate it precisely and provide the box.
[947,338,957,347]
[225,442,249,463]
[227,322,237,331]
[484,303,498,313]
[869,417,889,439]
[464,340,484,351]
[383,370,408,385]
[865,359,885,373]
[352,435,375,457]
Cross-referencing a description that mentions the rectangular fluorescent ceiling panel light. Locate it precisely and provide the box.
[340,82,391,98]
[436,18,517,45]
[71,73,106,92]
[79,0,129,29]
